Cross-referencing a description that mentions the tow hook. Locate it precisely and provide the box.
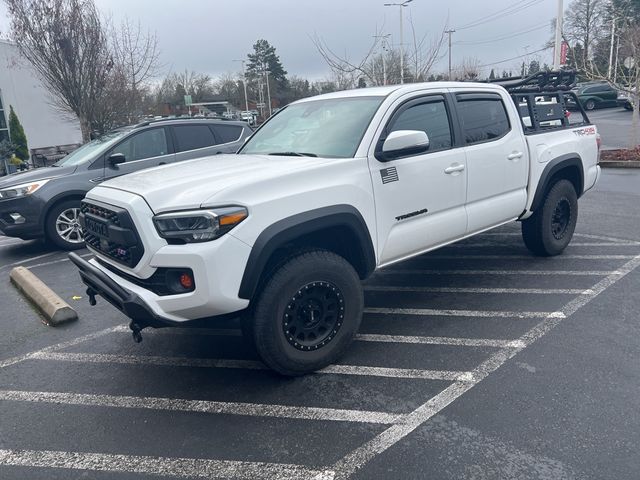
[86,287,98,306]
[129,321,144,343]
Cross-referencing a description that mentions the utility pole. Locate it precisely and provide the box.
[384,0,413,84]
[233,59,249,113]
[553,0,564,68]
[264,68,272,117]
[445,29,455,80]
[607,17,616,79]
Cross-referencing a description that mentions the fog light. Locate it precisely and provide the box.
[179,272,194,290]
[9,213,25,224]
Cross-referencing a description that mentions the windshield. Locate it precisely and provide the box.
[240,96,384,158]
[53,130,130,167]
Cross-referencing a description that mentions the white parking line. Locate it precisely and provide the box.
[330,253,640,479]
[445,242,638,248]
[364,307,564,319]
[29,351,469,381]
[0,449,335,480]
[0,326,122,369]
[0,390,402,425]
[377,269,616,276]
[356,334,525,349]
[478,232,640,244]
[364,286,589,295]
[25,252,92,269]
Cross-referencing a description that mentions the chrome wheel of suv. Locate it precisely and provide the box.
[56,208,83,244]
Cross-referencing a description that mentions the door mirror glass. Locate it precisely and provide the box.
[382,130,429,157]
[108,153,126,167]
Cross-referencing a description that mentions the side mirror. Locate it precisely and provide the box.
[108,153,126,167]
[382,130,429,159]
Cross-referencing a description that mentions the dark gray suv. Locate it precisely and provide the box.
[0,118,252,249]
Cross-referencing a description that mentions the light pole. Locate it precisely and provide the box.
[233,59,250,114]
[384,0,413,84]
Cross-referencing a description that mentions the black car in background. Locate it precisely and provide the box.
[0,118,252,249]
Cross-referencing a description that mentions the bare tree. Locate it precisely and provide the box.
[6,0,113,141]
[110,18,160,123]
[408,12,447,82]
[564,0,607,65]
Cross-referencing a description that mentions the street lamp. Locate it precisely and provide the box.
[233,59,250,114]
[384,0,413,84]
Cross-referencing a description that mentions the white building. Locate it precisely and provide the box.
[0,40,82,158]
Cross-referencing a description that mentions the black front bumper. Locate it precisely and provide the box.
[0,194,45,239]
[68,252,174,329]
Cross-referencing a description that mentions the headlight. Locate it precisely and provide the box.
[153,206,248,243]
[0,179,51,199]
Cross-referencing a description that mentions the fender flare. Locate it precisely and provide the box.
[529,154,584,214]
[238,205,376,300]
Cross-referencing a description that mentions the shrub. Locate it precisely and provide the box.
[8,105,29,161]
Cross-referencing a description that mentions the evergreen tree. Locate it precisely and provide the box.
[8,106,28,160]
[246,39,288,91]
[489,69,496,80]
[528,60,541,74]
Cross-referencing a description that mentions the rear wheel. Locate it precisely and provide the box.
[522,179,578,257]
[250,250,363,376]
[45,199,85,250]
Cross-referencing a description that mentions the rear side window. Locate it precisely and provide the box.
[388,99,452,152]
[212,124,243,143]
[173,125,217,152]
[456,95,510,145]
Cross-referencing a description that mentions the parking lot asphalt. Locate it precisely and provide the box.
[589,107,640,150]
[0,168,639,480]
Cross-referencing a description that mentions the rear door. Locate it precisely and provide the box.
[103,127,174,181]
[453,91,528,233]
[171,124,223,161]
[368,93,468,266]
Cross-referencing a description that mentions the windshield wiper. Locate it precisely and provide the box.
[267,151,318,157]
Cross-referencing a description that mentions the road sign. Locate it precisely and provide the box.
[623,57,635,70]
[184,95,193,106]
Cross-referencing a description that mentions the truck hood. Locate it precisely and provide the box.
[98,154,335,213]
[0,165,76,189]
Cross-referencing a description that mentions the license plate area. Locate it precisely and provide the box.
[84,215,109,238]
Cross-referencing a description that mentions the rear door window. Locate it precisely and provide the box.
[173,125,218,152]
[212,124,243,143]
[456,94,511,145]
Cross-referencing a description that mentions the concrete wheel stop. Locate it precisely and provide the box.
[10,266,78,326]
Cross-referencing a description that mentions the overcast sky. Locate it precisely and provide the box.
[0,0,559,80]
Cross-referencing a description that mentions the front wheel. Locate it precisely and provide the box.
[45,200,85,250]
[522,179,578,257]
[584,99,596,110]
[250,250,363,376]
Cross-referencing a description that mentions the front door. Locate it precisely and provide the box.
[369,94,467,266]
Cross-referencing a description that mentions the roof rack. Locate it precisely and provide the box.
[132,116,242,129]
[489,70,577,93]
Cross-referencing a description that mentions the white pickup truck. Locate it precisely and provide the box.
[71,71,600,375]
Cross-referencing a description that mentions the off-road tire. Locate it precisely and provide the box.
[522,179,578,257]
[45,199,85,250]
[250,250,363,376]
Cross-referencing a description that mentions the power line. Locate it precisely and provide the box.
[477,46,551,68]
[455,23,549,46]
[456,0,544,31]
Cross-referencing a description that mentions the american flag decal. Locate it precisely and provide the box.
[380,167,399,184]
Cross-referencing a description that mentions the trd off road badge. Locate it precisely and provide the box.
[380,167,399,184]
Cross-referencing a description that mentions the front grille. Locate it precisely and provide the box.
[80,200,144,268]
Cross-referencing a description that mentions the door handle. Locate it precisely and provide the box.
[507,151,524,160]
[158,162,166,165]
[444,164,465,174]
